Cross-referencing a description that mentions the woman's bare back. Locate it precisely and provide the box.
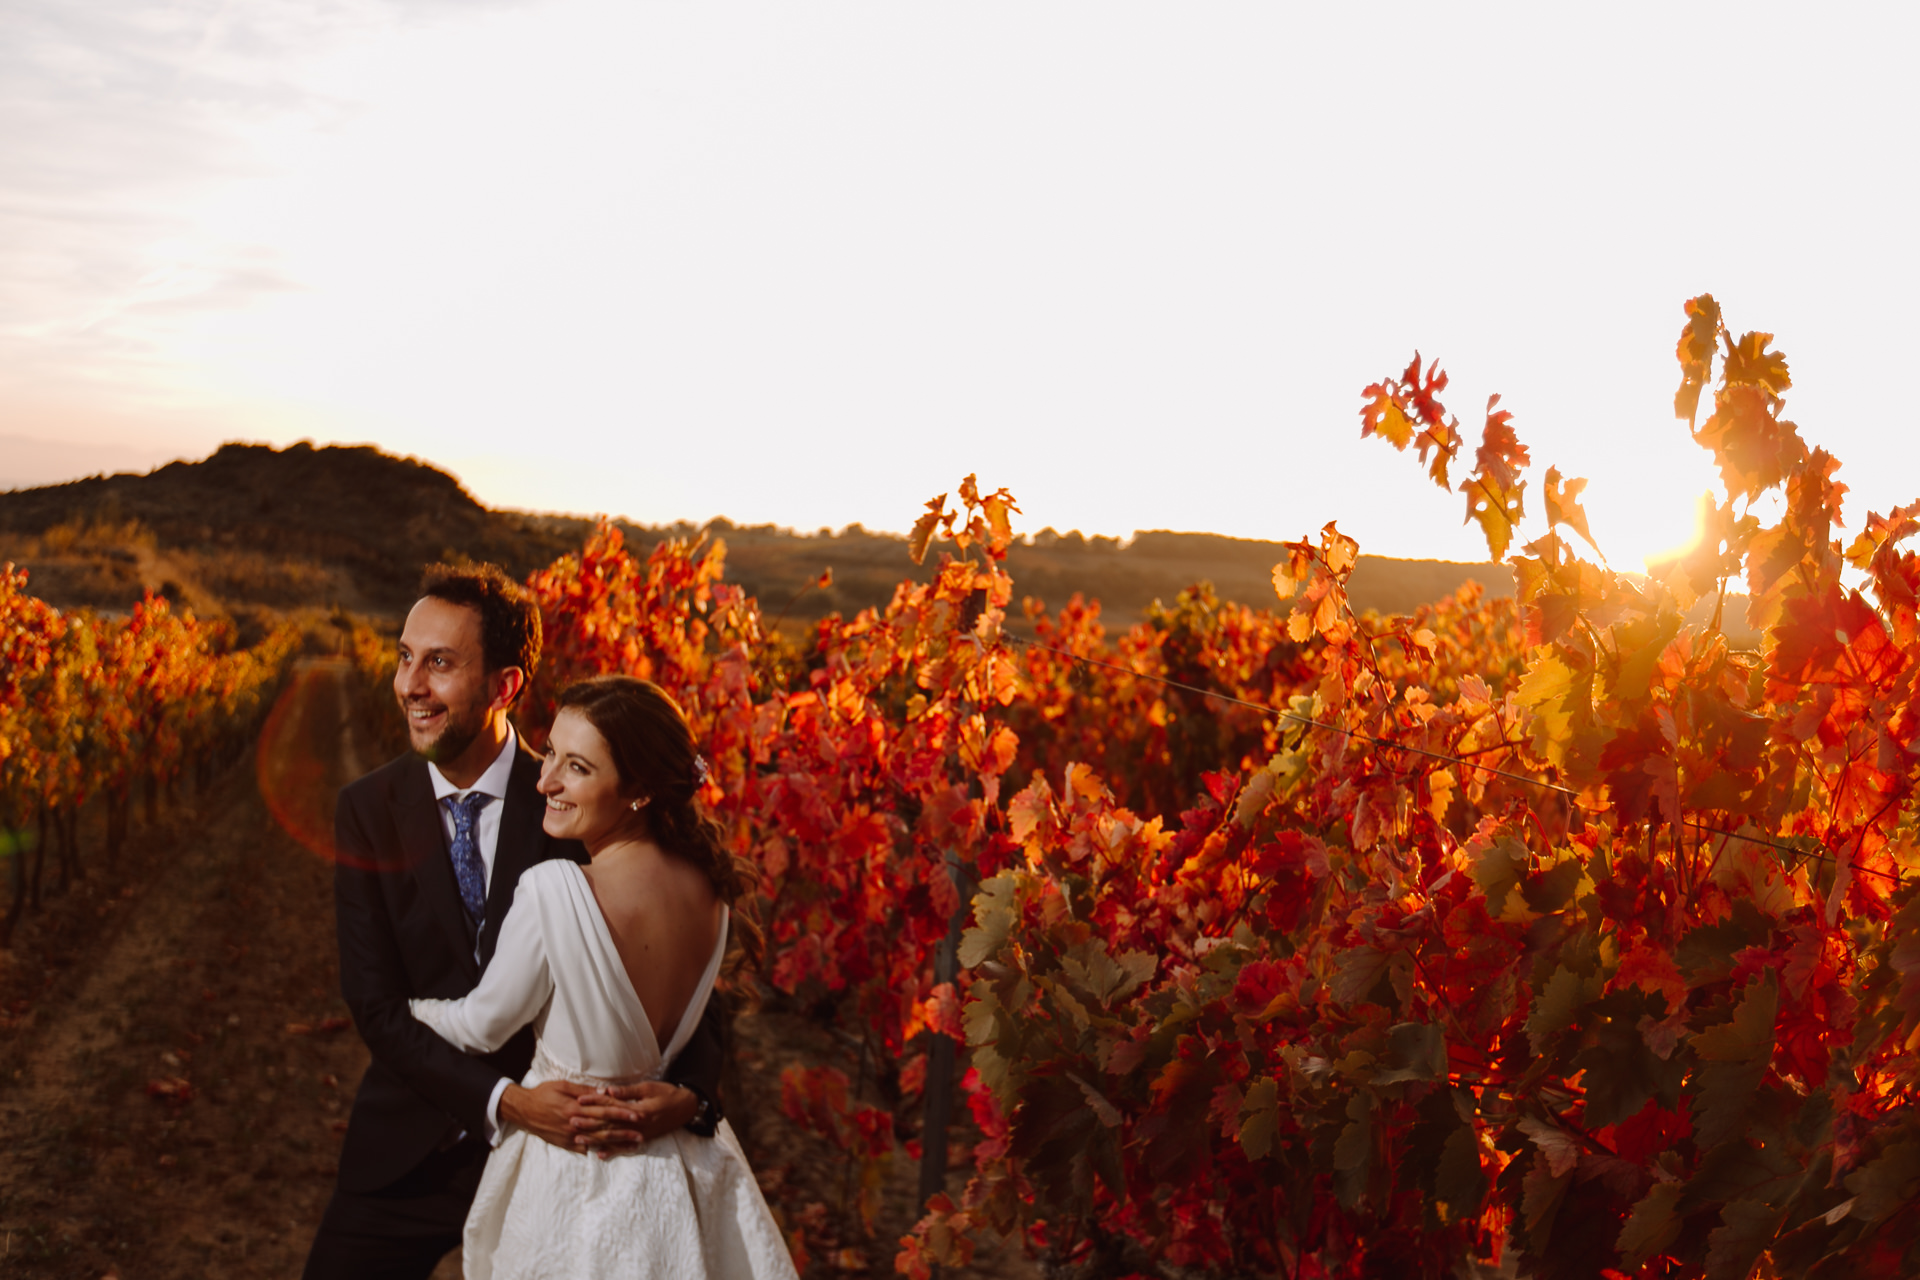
[581,847,723,1050]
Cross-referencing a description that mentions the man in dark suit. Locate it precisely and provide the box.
[304,563,725,1280]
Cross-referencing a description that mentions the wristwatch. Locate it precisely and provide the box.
[685,1085,719,1137]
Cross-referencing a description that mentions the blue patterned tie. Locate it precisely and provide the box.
[447,791,491,926]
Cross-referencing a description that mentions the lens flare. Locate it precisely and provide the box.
[256,658,357,864]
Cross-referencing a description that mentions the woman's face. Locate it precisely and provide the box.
[537,708,636,849]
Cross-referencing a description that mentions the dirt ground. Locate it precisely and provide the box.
[0,661,1038,1279]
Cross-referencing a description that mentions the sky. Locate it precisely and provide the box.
[3,2,1915,570]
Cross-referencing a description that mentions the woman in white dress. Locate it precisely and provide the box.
[410,676,798,1280]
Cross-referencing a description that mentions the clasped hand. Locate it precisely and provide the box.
[500,1079,698,1159]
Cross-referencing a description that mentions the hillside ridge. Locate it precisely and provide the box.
[0,442,1513,625]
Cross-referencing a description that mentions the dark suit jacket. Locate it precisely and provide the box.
[332,738,725,1195]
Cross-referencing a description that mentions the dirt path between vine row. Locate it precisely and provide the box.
[0,661,1035,1280]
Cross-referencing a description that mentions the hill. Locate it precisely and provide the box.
[0,443,587,616]
[0,442,1513,626]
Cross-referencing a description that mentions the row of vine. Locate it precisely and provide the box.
[0,578,299,946]
[511,297,1920,1278]
[52,292,1920,1277]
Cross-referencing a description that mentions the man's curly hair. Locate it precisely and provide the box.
[418,562,542,705]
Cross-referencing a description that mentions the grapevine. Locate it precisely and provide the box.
[1,572,299,946]
[12,293,1916,1278]
[502,296,1920,1278]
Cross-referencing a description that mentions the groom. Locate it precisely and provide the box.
[304,563,726,1280]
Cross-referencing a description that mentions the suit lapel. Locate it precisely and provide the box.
[479,743,548,968]
[398,759,479,980]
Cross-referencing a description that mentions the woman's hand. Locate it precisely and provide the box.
[569,1082,700,1159]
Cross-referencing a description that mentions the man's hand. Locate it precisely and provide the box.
[498,1080,700,1159]
[569,1082,700,1158]
[498,1080,599,1150]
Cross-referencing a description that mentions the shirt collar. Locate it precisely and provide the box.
[428,723,519,805]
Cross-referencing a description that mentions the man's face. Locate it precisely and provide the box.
[394,597,499,767]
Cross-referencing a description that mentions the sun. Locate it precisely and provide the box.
[1639,491,1715,576]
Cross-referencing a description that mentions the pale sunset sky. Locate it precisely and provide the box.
[3,2,1914,569]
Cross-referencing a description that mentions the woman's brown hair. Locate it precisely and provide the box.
[554,675,763,976]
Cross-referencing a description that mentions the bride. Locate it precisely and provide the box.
[410,675,797,1279]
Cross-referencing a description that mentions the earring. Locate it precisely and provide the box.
[629,797,649,812]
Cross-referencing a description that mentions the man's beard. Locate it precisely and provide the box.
[409,703,485,764]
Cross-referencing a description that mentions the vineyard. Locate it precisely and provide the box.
[6,294,1920,1278]
[0,573,299,948]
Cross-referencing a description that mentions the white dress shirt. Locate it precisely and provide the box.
[427,725,519,888]
[426,725,521,1143]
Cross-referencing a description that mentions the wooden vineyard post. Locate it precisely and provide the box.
[917,846,971,1212]
[919,586,991,1252]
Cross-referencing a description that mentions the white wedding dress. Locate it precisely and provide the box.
[411,860,798,1280]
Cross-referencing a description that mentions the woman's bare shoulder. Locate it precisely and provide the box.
[592,846,714,913]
